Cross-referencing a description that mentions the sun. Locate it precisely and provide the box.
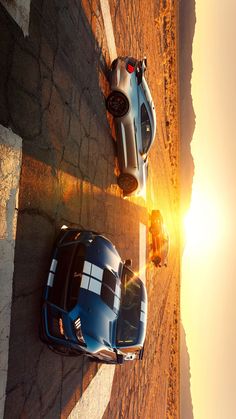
[183,187,221,255]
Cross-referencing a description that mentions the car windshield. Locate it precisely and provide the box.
[116,267,142,347]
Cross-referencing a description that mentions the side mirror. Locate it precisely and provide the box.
[140,151,147,161]
[116,354,124,364]
[125,259,132,267]
[139,347,144,360]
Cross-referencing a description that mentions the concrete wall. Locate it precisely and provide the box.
[0,0,31,35]
[0,125,22,419]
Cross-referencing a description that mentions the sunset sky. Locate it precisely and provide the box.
[181,1,236,418]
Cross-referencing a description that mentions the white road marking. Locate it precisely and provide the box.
[100,0,117,61]
[139,223,147,284]
[0,125,22,419]
[0,0,31,36]
[68,364,116,419]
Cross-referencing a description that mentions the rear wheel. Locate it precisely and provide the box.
[152,255,161,267]
[118,173,138,194]
[106,91,129,117]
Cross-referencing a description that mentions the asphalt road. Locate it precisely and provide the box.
[1,1,180,418]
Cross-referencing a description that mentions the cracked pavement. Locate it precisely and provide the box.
[0,0,180,418]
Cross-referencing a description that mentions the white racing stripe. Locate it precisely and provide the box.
[50,258,57,273]
[140,311,146,323]
[100,0,117,61]
[81,274,90,289]
[83,261,92,275]
[47,272,54,287]
[80,261,121,311]
[141,300,146,312]
[88,277,102,295]
[68,365,115,419]
[91,263,103,281]
[139,223,147,284]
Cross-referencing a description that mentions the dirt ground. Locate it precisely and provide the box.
[101,1,181,418]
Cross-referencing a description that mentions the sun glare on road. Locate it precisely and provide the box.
[183,188,221,256]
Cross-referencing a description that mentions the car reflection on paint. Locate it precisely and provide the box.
[149,210,170,268]
[106,56,156,196]
[40,227,147,364]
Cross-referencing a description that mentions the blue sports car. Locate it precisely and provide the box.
[40,228,147,364]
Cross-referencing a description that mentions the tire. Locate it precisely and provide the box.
[106,91,129,117]
[117,173,138,194]
[152,255,161,267]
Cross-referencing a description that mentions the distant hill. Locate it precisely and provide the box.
[179,1,196,417]
[180,322,194,419]
[179,0,196,214]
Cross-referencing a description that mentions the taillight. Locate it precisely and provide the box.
[127,63,135,73]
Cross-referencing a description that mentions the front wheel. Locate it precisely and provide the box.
[152,255,161,267]
[106,91,129,117]
[118,173,138,195]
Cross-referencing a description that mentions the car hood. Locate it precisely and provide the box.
[70,234,122,352]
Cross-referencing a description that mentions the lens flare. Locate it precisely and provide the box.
[183,187,222,256]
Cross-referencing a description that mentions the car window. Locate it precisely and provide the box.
[141,104,152,154]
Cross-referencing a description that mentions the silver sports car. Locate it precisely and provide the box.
[106,56,156,196]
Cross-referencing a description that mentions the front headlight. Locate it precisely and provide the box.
[74,317,86,346]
